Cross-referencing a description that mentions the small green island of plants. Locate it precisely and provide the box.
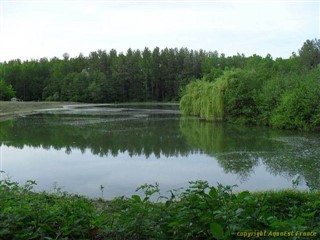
[1,179,319,240]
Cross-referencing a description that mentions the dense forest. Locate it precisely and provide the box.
[0,39,318,104]
[0,47,205,102]
[1,39,319,129]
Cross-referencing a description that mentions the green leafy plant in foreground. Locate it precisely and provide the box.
[1,179,319,239]
[0,179,106,239]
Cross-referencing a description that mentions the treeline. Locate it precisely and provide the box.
[0,39,314,103]
[0,48,207,102]
[180,39,320,130]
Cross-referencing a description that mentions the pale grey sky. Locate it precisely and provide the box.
[0,0,319,61]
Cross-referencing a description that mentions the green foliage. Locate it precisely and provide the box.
[100,182,320,240]
[217,69,261,124]
[0,179,105,239]
[255,72,300,125]
[0,47,207,103]
[0,38,318,105]
[180,68,262,124]
[180,80,207,116]
[1,38,320,129]
[1,179,319,239]
[180,45,320,130]
[202,68,224,81]
[0,78,15,100]
[270,67,320,130]
[298,38,320,70]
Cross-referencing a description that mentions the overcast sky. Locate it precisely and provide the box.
[0,0,319,62]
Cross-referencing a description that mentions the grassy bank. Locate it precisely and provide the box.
[0,180,319,240]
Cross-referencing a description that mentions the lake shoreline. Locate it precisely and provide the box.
[0,101,180,122]
[0,101,74,121]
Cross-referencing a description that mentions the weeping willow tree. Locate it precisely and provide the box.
[180,77,225,121]
[197,82,222,120]
[180,69,261,123]
[180,80,208,117]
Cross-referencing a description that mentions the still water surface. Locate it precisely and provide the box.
[0,104,319,198]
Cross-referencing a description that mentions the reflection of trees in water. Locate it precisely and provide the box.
[262,139,320,190]
[215,152,260,182]
[0,114,191,158]
[179,118,320,189]
[0,120,15,143]
[1,114,319,189]
[179,118,278,180]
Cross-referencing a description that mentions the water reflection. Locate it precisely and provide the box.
[179,118,320,189]
[0,112,190,158]
[0,106,319,197]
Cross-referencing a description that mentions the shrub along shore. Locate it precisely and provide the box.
[180,66,320,130]
[1,179,319,240]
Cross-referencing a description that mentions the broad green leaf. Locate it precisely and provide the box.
[210,222,224,239]
[237,191,250,200]
[131,194,141,202]
[209,187,218,198]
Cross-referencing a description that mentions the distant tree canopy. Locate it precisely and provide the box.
[0,47,205,102]
[298,39,320,69]
[0,39,319,104]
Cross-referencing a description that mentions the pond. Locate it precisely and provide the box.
[0,104,319,199]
